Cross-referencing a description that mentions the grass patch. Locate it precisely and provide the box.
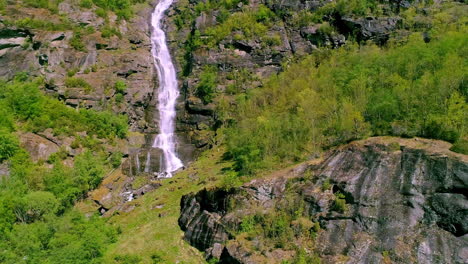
[100,148,232,263]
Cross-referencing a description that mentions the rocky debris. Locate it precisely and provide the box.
[179,137,468,263]
[18,132,60,162]
[90,165,163,216]
[301,25,346,48]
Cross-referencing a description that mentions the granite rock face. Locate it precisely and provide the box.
[179,137,468,263]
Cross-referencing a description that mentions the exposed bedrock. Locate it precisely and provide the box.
[179,137,468,263]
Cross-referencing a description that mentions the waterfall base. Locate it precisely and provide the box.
[122,133,197,178]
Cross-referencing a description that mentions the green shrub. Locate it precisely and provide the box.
[114,254,142,263]
[114,80,127,94]
[101,26,121,38]
[70,31,86,51]
[115,93,124,103]
[196,66,217,104]
[95,8,107,18]
[0,0,6,11]
[239,215,256,233]
[109,152,123,168]
[331,193,347,213]
[450,139,468,155]
[18,191,59,223]
[74,150,105,191]
[0,131,19,162]
[321,179,331,191]
[80,0,93,8]
[65,77,93,92]
[67,68,79,77]
[92,0,133,19]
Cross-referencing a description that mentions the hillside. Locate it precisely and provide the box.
[0,0,467,263]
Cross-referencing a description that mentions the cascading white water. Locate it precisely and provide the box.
[136,153,140,173]
[144,151,151,173]
[150,0,183,178]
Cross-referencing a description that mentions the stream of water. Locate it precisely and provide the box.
[150,0,183,177]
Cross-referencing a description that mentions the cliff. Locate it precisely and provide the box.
[179,137,468,263]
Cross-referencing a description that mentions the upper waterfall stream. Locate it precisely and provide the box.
[150,0,183,177]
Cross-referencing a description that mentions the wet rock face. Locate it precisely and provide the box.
[179,138,468,263]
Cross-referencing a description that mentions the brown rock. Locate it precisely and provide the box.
[19,133,60,162]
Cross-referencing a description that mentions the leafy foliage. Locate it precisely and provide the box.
[0,76,125,262]
[224,30,467,175]
[196,66,218,104]
[0,77,127,139]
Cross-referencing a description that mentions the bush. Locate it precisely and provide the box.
[0,131,19,162]
[109,152,123,168]
[196,66,217,104]
[450,139,468,155]
[92,0,133,19]
[331,193,347,213]
[65,77,92,92]
[114,254,143,263]
[115,93,124,103]
[80,0,93,8]
[74,151,105,191]
[114,80,127,94]
[18,191,59,223]
[70,31,86,51]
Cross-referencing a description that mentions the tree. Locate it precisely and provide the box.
[0,131,19,162]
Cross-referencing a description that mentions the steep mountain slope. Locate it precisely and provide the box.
[0,0,467,263]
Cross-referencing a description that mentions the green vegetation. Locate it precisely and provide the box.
[1,76,127,139]
[114,80,127,94]
[65,77,92,92]
[331,192,347,213]
[22,0,62,13]
[0,75,128,263]
[4,17,74,31]
[0,149,115,263]
[83,0,146,19]
[70,31,87,51]
[196,66,217,104]
[0,132,19,162]
[224,30,467,175]
[201,4,277,47]
[232,188,322,263]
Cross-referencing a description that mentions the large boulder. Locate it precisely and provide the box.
[339,16,402,44]
[19,133,60,162]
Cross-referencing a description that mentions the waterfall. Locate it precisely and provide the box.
[144,151,151,173]
[150,0,183,178]
[136,153,140,173]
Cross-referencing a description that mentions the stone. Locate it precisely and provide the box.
[340,16,402,44]
[179,137,468,263]
[19,133,60,162]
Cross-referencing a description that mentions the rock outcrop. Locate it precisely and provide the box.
[18,132,60,162]
[0,1,156,131]
[179,137,468,263]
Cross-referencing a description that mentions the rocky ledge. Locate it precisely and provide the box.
[179,137,468,263]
